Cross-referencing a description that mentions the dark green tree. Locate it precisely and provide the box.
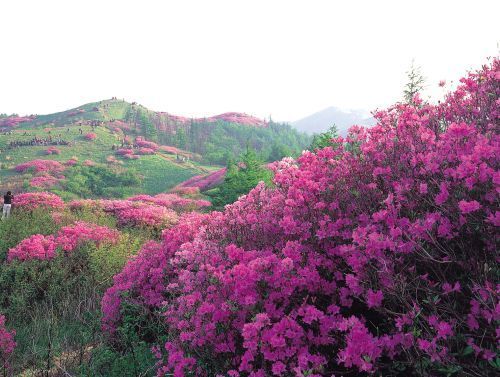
[209,146,272,208]
[309,124,339,150]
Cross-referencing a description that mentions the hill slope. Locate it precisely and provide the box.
[5,98,310,164]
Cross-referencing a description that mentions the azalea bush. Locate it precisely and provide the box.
[0,315,16,374]
[29,175,61,189]
[10,192,65,211]
[45,146,61,155]
[7,221,120,262]
[175,168,227,192]
[85,132,97,140]
[14,159,65,174]
[102,59,499,376]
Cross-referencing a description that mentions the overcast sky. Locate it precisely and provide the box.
[1,0,498,121]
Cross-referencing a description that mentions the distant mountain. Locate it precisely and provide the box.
[292,107,375,136]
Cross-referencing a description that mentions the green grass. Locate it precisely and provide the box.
[125,154,209,194]
[0,124,220,196]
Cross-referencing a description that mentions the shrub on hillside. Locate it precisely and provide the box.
[29,175,61,189]
[102,59,499,376]
[45,146,61,155]
[0,315,16,373]
[85,132,97,140]
[10,192,65,211]
[14,159,65,174]
[7,221,120,262]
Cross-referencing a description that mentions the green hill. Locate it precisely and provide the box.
[13,98,310,164]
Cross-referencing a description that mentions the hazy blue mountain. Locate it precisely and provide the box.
[292,107,375,136]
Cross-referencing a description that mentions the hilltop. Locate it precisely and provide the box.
[2,98,310,165]
[0,99,310,198]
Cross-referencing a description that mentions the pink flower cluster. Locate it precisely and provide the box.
[14,159,65,174]
[69,193,208,229]
[136,138,159,150]
[0,115,35,128]
[85,132,97,140]
[175,168,227,192]
[8,192,65,211]
[0,315,16,371]
[127,194,210,212]
[102,59,500,376]
[30,175,61,189]
[45,146,61,155]
[8,221,120,262]
[136,147,156,155]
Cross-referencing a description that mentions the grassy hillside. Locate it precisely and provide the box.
[9,98,311,165]
[0,124,215,196]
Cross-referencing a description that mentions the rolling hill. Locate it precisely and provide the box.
[0,99,310,197]
[2,98,310,165]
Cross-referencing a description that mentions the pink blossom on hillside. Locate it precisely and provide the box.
[85,132,97,140]
[175,168,226,191]
[11,192,65,211]
[7,234,57,261]
[14,159,65,174]
[0,115,35,128]
[30,175,61,189]
[101,59,500,375]
[65,158,78,166]
[55,221,120,252]
[136,139,159,150]
[116,148,134,156]
[8,222,120,262]
[45,146,61,155]
[136,147,156,155]
[0,315,16,371]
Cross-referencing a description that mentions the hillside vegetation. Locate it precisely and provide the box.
[0,58,498,377]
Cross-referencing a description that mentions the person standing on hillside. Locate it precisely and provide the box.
[2,191,13,220]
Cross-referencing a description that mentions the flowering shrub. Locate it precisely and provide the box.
[54,221,120,252]
[83,159,95,166]
[85,132,97,140]
[170,186,201,196]
[101,213,209,335]
[136,139,159,150]
[127,194,211,212]
[102,59,499,376]
[0,315,16,372]
[116,148,134,156]
[45,146,61,155]
[175,168,227,192]
[10,192,65,211]
[102,201,178,228]
[30,175,61,189]
[14,159,65,174]
[136,147,156,155]
[7,234,57,261]
[8,222,120,261]
[65,158,78,166]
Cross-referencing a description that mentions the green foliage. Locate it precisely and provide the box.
[0,208,58,262]
[209,147,272,209]
[403,60,426,105]
[64,164,141,198]
[0,208,144,374]
[160,120,310,165]
[138,108,158,142]
[78,343,156,377]
[309,124,340,150]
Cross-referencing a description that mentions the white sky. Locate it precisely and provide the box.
[0,0,498,122]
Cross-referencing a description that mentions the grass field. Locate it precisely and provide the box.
[0,123,219,195]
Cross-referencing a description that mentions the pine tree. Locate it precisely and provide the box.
[403,60,426,106]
